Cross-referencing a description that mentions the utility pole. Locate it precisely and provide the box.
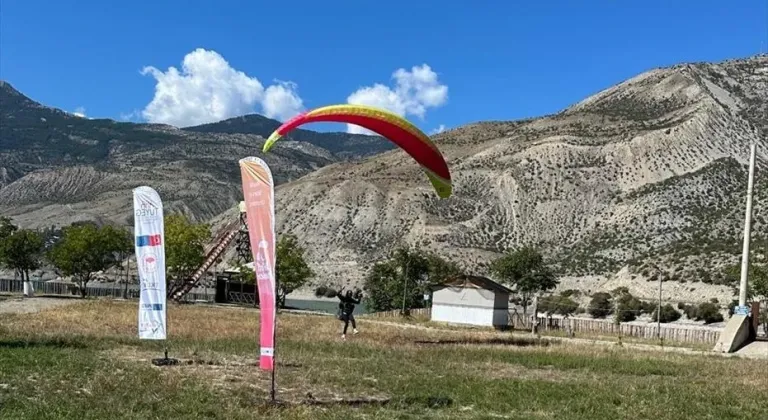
[401,252,410,316]
[657,273,663,339]
[738,143,757,310]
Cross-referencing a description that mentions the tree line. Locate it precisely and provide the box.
[0,215,313,305]
[4,212,767,332]
[356,243,768,331]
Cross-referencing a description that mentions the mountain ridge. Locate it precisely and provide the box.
[205,54,767,304]
[184,114,396,158]
[0,80,389,227]
[3,55,768,305]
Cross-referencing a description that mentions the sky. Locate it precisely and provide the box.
[1,0,766,135]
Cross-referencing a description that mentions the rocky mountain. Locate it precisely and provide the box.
[0,81,383,228]
[185,114,395,158]
[210,54,768,303]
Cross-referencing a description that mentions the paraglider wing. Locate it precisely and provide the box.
[262,104,452,198]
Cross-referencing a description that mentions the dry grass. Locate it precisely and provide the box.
[1,299,767,419]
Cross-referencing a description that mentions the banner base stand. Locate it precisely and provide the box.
[151,348,179,367]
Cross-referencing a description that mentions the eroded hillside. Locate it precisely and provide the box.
[232,55,768,301]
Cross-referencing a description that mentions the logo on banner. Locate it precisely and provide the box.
[141,252,158,274]
[139,320,162,334]
[135,197,159,220]
[136,234,162,247]
[139,251,161,290]
[141,303,164,311]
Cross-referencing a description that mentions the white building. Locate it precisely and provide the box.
[430,275,512,328]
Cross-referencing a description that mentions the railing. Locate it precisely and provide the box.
[532,315,722,345]
[363,307,431,318]
[0,278,214,303]
[365,306,722,345]
[227,291,256,305]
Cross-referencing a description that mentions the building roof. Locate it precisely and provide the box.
[223,261,253,273]
[431,274,513,294]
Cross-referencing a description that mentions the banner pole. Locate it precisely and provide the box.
[270,271,279,402]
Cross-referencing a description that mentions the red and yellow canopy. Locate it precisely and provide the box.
[262,104,452,198]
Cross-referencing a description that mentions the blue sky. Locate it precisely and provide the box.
[1,0,766,134]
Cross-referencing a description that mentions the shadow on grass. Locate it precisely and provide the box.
[1,294,83,300]
[0,337,90,349]
[156,358,304,368]
[301,395,392,407]
[292,394,452,409]
[414,336,558,347]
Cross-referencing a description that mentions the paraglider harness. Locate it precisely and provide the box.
[336,289,362,321]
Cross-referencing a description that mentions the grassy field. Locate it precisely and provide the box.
[370,314,718,351]
[1,300,767,419]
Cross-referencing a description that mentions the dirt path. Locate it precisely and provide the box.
[0,296,81,315]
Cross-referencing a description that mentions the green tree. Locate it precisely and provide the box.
[0,229,44,283]
[747,264,768,301]
[48,224,132,297]
[0,216,17,240]
[233,235,314,308]
[613,288,644,323]
[539,293,579,316]
[274,234,314,308]
[164,214,211,286]
[230,260,255,284]
[490,246,558,315]
[364,246,457,313]
[589,292,613,318]
[425,253,462,285]
[0,217,19,274]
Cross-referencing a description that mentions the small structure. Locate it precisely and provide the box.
[430,275,512,328]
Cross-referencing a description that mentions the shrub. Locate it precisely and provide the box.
[539,295,579,316]
[589,292,613,318]
[640,301,656,314]
[560,289,582,298]
[682,304,699,320]
[727,300,739,316]
[614,290,644,322]
[652,304,682,323]
[696,302,724,324]
[314,286,329,298]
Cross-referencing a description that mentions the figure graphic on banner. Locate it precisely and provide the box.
[138,250,161,291]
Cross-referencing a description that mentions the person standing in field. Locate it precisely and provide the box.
[337,289,361,340]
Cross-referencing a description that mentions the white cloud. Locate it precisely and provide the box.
[72,106,87,118]
[262,80,304,122]
[346,64,448,134]
[119,110,142,122]
[140,48,304,127]
[430,124,446,135]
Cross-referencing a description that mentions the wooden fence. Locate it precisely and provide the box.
[366,307,722,345]
[533,316,722,345]
[364,307,432,318]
